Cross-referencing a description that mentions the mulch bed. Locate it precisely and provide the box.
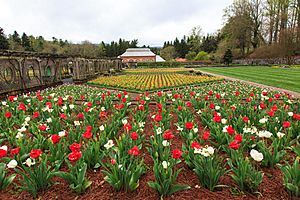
[0,105,297,200]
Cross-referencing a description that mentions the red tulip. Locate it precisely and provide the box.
[191,141,201,149]
[186,101,192,107]
[111,159,117,165]
[130,132,138,140]
[70,143,81,152]
[4,111,12,119]
[86,126,93,133]
[283,121,290,128]
[138,105,144,111]
[77,113,84,119]
[39,124,48,131]
[154,114,162,122]
[124,123,132,132]
[68,151,82,161]
[229,141,240,150]
[0,149,7,158]
[163,130,174,140]
[11,147,20,155]
[242,116,249,123]
[234,134,243,143]
[226,126,235,135]
[60,113,67,119]
[51,134,60,144]
[18,103,26,111]
[157,103,162,109]
[202,131,210,140]
[30,149,42,159]
[99,111,108,118]
[172,149,182,159]
[185,122,193,130]
[33,111,39,119]
[128,146,139,156]
[83,131,92,139]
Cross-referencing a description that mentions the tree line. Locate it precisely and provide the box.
[159,0,300,62]
[0,28,138,58]
[1,0,299,62]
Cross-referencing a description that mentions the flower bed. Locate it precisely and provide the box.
[125,68,190,74]
[0,82,299,199]
[88,74,222,92]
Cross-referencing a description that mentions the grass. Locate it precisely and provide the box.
[198,66,300,93]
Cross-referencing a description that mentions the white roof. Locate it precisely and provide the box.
[156,55,165,62]
[120,48,156,57]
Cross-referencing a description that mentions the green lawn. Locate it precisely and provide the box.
[199,66,300,93]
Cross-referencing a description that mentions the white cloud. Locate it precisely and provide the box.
[0,0,232,46]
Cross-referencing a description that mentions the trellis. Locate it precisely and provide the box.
[0,50,122,95]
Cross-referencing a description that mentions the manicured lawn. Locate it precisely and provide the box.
[199,66,300,93]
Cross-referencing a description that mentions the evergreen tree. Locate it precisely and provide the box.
[12,31,22,45]
[0,27,9,50]
[223,49,233,66]
[21,33,32,51]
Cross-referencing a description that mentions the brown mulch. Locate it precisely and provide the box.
[0,105,297,200]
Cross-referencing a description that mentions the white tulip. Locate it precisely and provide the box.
[162,140,169,147]
[221,118,227,124]
[162,161,170,169]
[288,112,293,117]
[7,160,18,168]
[259,117,268,124]
[257,130,273,138]
[58,130,67,137]
[99,125,105,131]
[206,146,215,155]
[156,127,162,135]
[104,140,114,149]
[18,126,27,132]
[47,118,52,123]
[0,145,8,151]
[277,132,285,139]
[74,121,80,126]
[25,116,31,122]
[24,158,35,167]
[122,119,128,125]
[177,126,183,132]
[16,132,24,139]
[250,149,263,162]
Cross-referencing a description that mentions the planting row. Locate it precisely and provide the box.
[0,82,299,199]
[88,74,221,92]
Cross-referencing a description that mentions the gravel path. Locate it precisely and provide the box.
[197,70,300,98]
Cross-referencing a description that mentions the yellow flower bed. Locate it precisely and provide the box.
[89,74,222,91]
[125,68,190,74]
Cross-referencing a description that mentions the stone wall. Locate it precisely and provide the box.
[0,51,122,95]
[233,57,300,65]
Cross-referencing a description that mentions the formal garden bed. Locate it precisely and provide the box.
[88,70,222,92]
[0,81,299,199]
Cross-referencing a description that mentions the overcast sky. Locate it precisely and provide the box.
[0,0,232,46]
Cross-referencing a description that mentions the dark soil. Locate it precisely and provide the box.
[0,105,297,200]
